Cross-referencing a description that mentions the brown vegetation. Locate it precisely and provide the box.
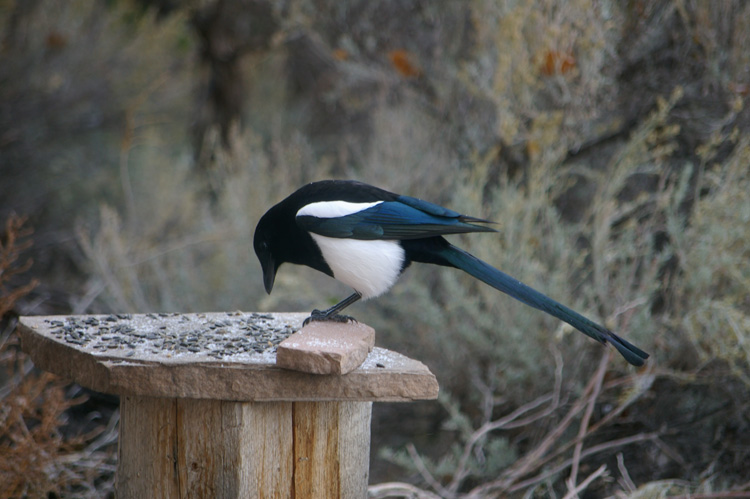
[0,216,118,497]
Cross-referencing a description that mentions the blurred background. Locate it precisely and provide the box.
[2,0,750,497]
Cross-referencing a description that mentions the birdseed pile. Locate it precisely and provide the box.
[41,312,302,363]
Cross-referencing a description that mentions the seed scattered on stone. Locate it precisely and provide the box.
[48,312,301,362]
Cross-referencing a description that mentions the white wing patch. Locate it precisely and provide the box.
[308,234,405,299]
[297,200,382,219]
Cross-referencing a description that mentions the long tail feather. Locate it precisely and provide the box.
[441,244,649,366]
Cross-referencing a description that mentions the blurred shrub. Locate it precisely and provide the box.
[0,0,195,302]
[670,131,750,382]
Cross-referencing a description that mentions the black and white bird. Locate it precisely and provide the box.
[253,180,649,366]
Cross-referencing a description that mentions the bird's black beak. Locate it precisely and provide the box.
[261,254,276,294]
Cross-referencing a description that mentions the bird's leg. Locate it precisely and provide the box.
[304,293,362,325]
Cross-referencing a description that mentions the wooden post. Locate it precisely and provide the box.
[17,313,438,498]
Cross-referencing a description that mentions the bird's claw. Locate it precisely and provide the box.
[303,309,358,326]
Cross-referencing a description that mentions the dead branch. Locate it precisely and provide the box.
[567,353,609,492]
[562,464,608,499]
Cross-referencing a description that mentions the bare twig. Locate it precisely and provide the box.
[447,351,565,494]
[406,443,453,499]
[652,436,690,470]
[501,348,565,430]
[616,452,636,493]
[567,352,609,493]
[464,420,657,497]
[584,371,653,434]
[520,368,653,477]
[367,482,444,499]
[670,494,750,499]
[562,464,607,499]
[495,354,605,489]
[505,432,659,494]
[469,363,496,427]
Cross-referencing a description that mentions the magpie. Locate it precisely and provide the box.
[253,180,649,366]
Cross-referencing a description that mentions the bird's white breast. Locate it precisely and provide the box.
[297,200,404,299]
[307,234,405,299]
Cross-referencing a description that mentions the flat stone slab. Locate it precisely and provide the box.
[277,320,375,375]
[17,313,439,402]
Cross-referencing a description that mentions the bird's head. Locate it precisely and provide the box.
[253,213,281,294]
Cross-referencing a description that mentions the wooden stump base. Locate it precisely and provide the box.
[118,396,371,498]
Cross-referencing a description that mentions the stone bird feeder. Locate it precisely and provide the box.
[18,312,438,498]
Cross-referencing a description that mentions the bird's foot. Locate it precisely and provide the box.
[303,309,358,326]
